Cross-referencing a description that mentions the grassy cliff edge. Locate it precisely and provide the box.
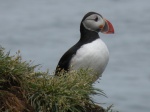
[0,47,116,112]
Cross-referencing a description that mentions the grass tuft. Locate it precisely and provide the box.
[27,70,106,112]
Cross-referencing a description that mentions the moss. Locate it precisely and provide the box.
[0,47,116,112]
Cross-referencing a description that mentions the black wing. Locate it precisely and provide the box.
[55,43,81,75]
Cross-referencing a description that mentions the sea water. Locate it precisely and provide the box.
[0,0,150,112]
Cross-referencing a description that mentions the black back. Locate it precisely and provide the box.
[55,12,100,75]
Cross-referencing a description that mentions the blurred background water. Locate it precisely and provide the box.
[0,0,150,112]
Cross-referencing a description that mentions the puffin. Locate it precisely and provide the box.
[55,12,114,81]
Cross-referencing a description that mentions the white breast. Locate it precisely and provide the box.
[70,38,109,77]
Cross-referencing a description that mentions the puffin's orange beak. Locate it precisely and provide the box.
[100,19,114,34]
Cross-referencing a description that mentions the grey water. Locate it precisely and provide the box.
[0,0,150,112]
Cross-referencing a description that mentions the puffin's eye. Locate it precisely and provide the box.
[94,17,98,22]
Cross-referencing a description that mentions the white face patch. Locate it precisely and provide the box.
[82,14,105,32]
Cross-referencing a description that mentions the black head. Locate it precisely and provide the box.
[80,12,114,38]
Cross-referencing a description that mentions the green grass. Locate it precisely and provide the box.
[0,47,117,112]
